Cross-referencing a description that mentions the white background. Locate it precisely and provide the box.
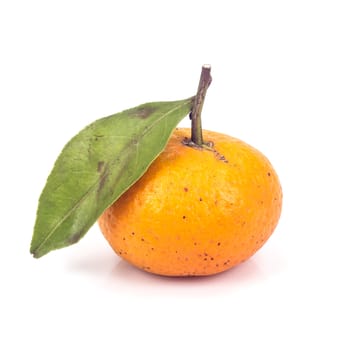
[1,0,349,349]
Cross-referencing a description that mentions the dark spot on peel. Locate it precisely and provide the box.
[213,149,229,163]
[206,141,214,148]
[184,187,188,192]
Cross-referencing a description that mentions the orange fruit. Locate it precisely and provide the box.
[98,128,282,276]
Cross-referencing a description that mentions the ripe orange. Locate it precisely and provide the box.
[98,128,282,276]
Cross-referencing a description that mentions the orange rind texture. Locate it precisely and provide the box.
[98,128,282,276]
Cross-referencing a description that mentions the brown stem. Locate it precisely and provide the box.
[190,65,212,146]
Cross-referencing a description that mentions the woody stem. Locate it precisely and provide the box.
[190,65,212,146]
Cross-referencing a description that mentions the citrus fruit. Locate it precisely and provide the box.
[98,128,282,276]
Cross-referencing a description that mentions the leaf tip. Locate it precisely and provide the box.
[30,251,40,259]
[30,244,44,259]
[30,232,50,259]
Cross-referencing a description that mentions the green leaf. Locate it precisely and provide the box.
[31,97,193,258]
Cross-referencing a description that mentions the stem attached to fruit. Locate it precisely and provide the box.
[190,65,212,146]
